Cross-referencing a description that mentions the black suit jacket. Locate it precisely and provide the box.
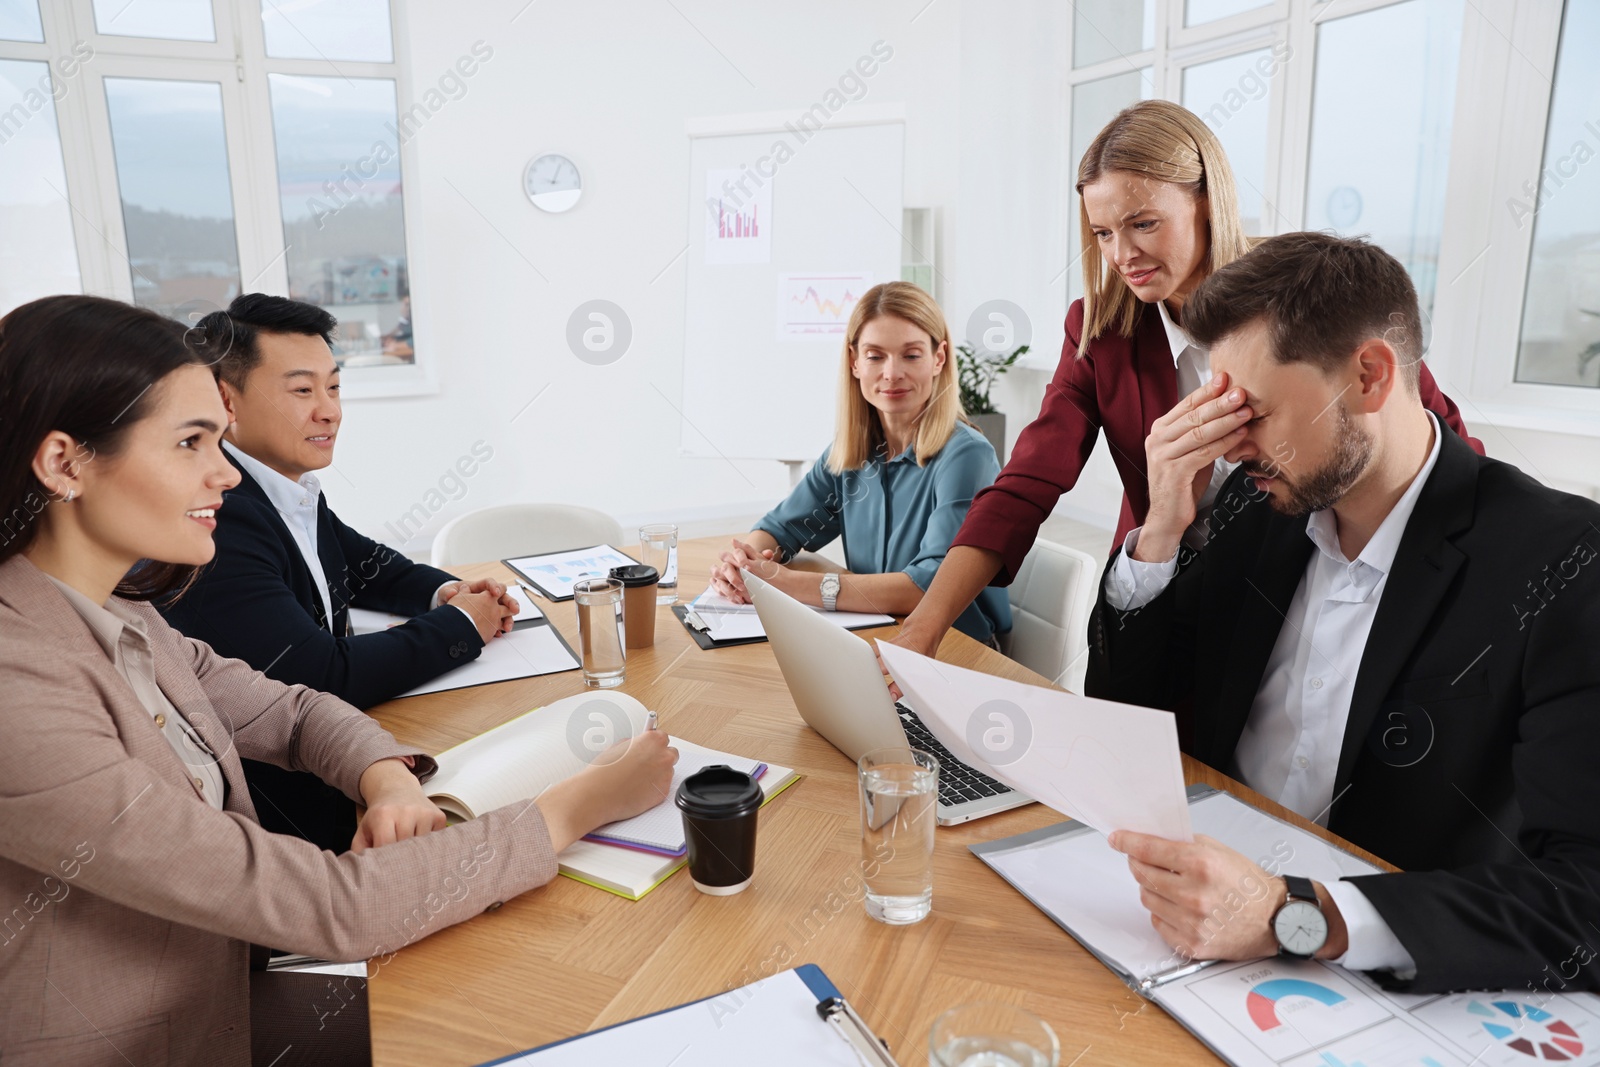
[1087,427,1600,994]
[160,450,482,850]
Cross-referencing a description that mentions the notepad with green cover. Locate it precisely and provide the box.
[425,692,800,900]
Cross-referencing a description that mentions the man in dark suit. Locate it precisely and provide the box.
[1087,233,1600,994]
[162,294,516,852]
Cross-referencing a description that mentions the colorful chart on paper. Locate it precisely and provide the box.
[1154,957,1600,1067]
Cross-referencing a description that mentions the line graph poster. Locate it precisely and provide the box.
[704,167,771,265]
[777,272,871,339]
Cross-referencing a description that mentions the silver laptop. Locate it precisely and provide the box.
[749,574,1032,825]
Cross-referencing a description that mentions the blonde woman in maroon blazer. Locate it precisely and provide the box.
[0,295,677,1066]
[886,100,1479,665]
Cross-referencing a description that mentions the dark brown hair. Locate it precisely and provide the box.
[193,292,337,390]
[1182,231,1422,395]
[0,295,210,599]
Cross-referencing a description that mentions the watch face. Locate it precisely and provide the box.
[1274,900,1329,956]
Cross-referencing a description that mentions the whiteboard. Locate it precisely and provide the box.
[681,112,905,461]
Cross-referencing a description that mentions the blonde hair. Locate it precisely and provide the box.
[827,281,965,473]
[1075,99,1254,355]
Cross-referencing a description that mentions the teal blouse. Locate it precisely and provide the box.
[754,422,1012,642]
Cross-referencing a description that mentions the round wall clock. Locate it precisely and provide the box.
[524,153,582,213]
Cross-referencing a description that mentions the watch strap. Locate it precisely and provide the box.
[1283,874,1317,904]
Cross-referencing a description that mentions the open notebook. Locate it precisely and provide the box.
[426,692,799,899]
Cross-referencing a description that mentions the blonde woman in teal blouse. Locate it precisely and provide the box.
[709,281,1012,643]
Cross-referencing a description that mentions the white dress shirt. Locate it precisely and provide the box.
[224,441,467,631]
[1105,413,1444,976]
[225,440,336,631]
[1155,300,1238,547]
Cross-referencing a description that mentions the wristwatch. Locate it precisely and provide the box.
[1272,874,1329,959]
[820,573,841,612]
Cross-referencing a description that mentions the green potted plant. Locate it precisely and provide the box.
[956,341,1028,463]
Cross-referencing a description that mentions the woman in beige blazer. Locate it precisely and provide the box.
[0,295,677,1067]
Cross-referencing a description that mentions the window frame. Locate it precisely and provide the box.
[1062,0,1594,435]
[0,0,435,398]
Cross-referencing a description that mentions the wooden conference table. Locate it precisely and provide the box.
[366,536,1392,1067]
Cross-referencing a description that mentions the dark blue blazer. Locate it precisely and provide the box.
[160,450,483,850]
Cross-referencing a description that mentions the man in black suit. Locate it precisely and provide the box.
[161,294,517,852]
[1087,233,1600,994]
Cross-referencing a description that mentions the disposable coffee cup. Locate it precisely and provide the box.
[675,765,761,896]
[609,564,659,649]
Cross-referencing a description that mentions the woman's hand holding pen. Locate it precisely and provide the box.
[537,728,679,853]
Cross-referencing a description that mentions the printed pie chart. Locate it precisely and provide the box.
[1247,978,1347,1031]
[1471,1001,1584,1060]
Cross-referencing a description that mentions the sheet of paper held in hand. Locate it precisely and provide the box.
[876,642,1191,842]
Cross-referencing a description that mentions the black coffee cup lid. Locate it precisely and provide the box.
[609,564,659,588]
[675,765,761,818]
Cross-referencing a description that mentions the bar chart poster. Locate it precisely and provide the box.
[777,272,872,339]
[704,167,771,265]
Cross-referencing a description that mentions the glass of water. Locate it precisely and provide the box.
[638,523,679,604]
[929,1003,1059,1067]
[858,746,938,925]
[573,578,625,688]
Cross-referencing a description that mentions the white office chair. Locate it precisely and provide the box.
[1000,538,1101,694]
[430,503,626,569]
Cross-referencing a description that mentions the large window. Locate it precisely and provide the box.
[1057,0,1600,433]
[0,56,82,309]
[0,0,424,393]
[1181,46,1276,235]
[1514,1,1600,390]
[268,74,410,365]
[1305,0,1463,338]
[104,76,241,316]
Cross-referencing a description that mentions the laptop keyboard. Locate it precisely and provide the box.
[894,703,1015,808]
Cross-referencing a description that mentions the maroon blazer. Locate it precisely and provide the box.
[953,299,1484,583]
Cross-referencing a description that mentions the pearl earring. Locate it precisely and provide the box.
[63,489,75,503]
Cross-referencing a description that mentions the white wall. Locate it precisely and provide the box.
[325,0,977,553]
[347,0,1600,556]
[946,0,1125,529]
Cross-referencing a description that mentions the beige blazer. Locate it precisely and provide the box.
[0,555,559,1066]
